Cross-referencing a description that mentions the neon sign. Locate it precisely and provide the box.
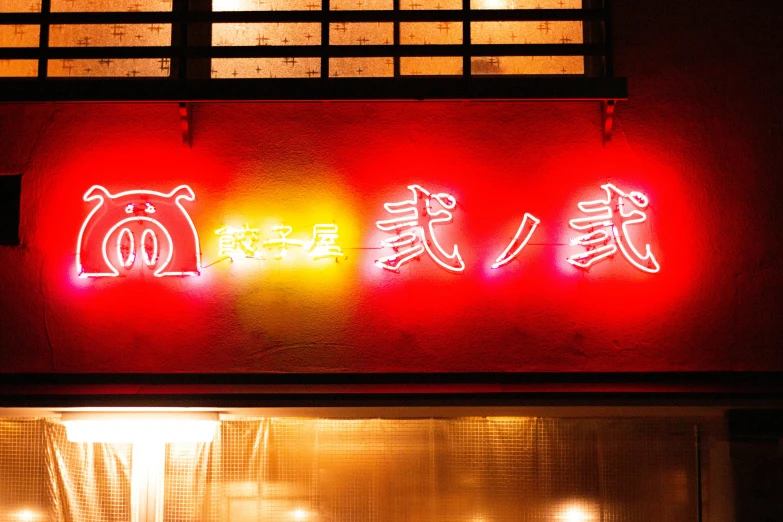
[76,185,201,278]
[263,225,305,259]
[305,224,345,260]
[491,213,540,269]
[215,224,264,261]
[76,182,660,279]
[567,184,660,273]
[216,223,345,262]
[375,185,465,273]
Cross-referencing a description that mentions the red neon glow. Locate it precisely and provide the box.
[567,183,660,273]
[375,184,465,273]
[491,213,540,269]
[76,185,201,278]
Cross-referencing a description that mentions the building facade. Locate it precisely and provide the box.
[1,0,782,521]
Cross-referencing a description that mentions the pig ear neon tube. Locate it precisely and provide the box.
[491,213,540,269]
[567,183,660,274]
[76,185,201,278]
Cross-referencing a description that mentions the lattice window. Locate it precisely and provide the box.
[0,0,622,100]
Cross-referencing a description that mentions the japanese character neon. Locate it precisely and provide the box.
[375,184,465,273]
[306,224,345,260]
[215,224,263,261]
[567,183,660,273]
[76,185,201,278]
[491,213,541,269]
[262,225,304,259]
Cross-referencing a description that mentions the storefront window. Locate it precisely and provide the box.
[0,415,706,522]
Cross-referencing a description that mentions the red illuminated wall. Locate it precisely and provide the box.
[0,0,781,374]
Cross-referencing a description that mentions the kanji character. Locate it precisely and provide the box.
[375,184,465,272]
[567,183,660,273]
[215,224,263,261]
[306,224,345,260]
[262,225,304,259]
[491,213,540,269]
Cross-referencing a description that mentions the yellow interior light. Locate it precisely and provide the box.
[556,506,594,521]
[61,412,219,443]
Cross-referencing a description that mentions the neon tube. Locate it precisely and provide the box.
[141,229,159,267]
[76,185,201,278]
[491,213,540,269]
[567,183,660,274]
[375,184,465,273]
[116,227,135,269]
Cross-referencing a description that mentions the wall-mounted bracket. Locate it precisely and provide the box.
[602,99,616,144]
[179,102,192,147]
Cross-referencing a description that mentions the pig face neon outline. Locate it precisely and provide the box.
[567,183,660,274]
[76,185,201,278]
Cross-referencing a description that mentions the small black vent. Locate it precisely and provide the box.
[0,175,22,246]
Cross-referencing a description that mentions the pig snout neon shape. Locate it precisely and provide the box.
[76,185,201,278]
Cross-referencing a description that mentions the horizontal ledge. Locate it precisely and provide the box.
[1,44,606,59]
[4,371,783,387]
[2,372,783,407]
[0,8,608,23]
[0,76,627,101]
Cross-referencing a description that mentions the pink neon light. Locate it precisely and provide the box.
[116,227,136,269]
[375,184,465,273]
[76,185,201,278]
[141,229,159,267]
[491,213,540,269]
[567,183,660,274]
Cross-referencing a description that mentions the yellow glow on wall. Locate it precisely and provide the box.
[208,172,363,341]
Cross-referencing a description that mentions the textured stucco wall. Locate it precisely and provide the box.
[0,0,781,373]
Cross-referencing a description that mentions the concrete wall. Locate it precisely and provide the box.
[0,0,781,373]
